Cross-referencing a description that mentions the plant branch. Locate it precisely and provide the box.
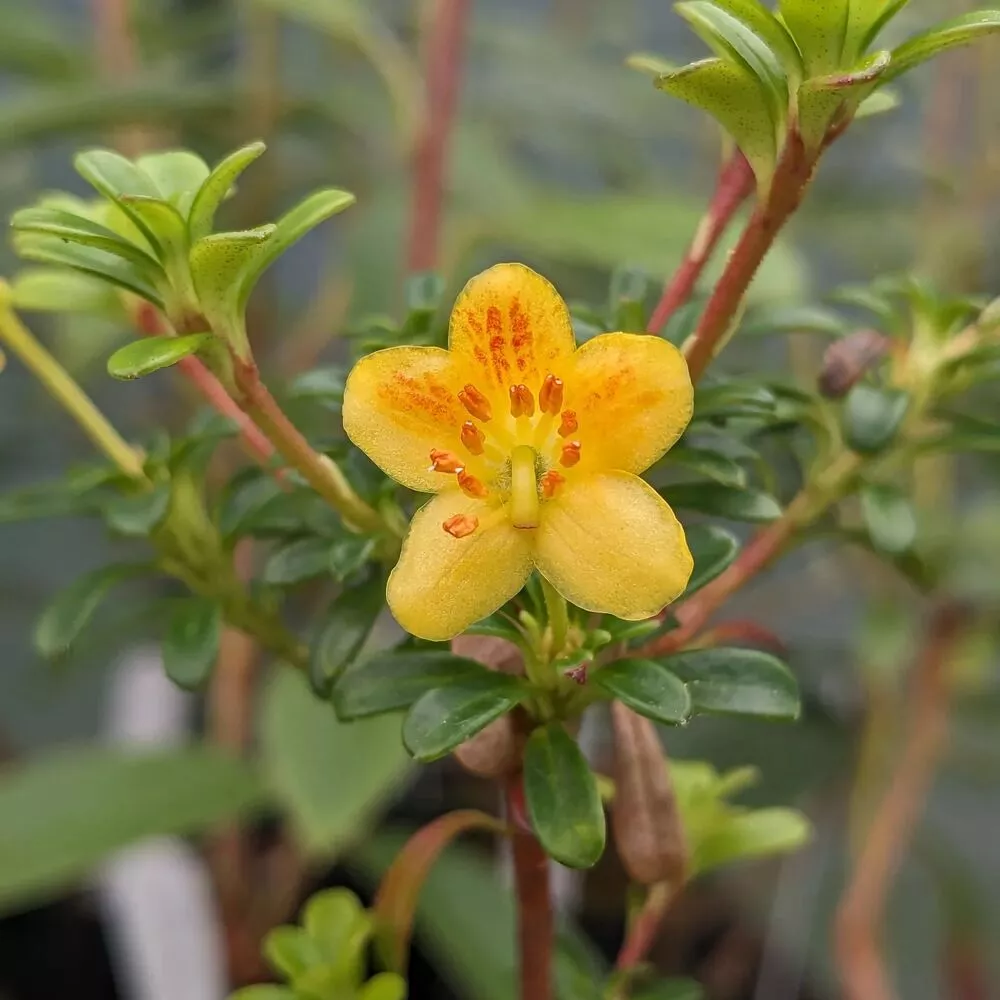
[406,0,471,273]
[614,882,674,982]
[647,151,755,334]
[835,603,969,1000]
[683,133,817,382]
[508,774,554,1000]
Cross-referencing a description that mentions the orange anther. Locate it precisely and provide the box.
[509,383,535,418]
[560,441,582,467]
[539,374,564,415]
[458,469,489,498]
[429,448,464,473]
[558,409,578,437]
[459,384,492,421]
[540,470,565,499]
[442,513,479,538]
[460,420,485,456]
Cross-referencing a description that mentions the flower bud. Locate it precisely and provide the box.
[818,328,889,399]
[610,702,689,887]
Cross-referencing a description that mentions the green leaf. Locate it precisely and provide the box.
[465,610,524,643]
[676,1,789,125]
[860,482,916,555]
[333,650,498,721]
[360,974,407,1000]
[707,0,803,77]
[665,446,747,488]
[303,887,371,965]
[843,384,910,454]
[662,482,782,522]
[659,648,800,719]
[237,188,356,311]
[685,523,741,594]
[119,195,190,266]
[402,676,527,763]
[13,232,164,306]
[633,980,706,1000]
[188,141,267,243]
[0,746,263,914]
[694,381,776,419]
[135,150,210,214]
[656,57,777,191]
[859,0,911,52]
[778,0,849,73]
[9,267,122,316]
[163,597,221,690]
[694,807,811,874]
[626,52,679,77]
[884,10,1000,82]
[741,302,847,337]
[229,988,297,1000]
[107,333,213,380]
[73,148,164,247]
[104,483,171,536]
[523,723,606,869]
[260,669,411,854]
[263,925,325,980]
[592,658,691,725]
[263,536,333,586]
[34,564,146,659]
[328,536,378,580]
[309,576,384,697]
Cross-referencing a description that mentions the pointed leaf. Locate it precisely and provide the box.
[104,483,171,536]
[661,482,782,522]
[694,807,811,873]
[402,676,526,762]
[107,332,213,380]
[859,0,912,52]
[309,575,384,697]
[860,482,916,554]
[188,141,267,243]
[237,188,356,311]
[685,524,740,594]
[135,150,210,214]
[843,384,910,453]
[593,659,691,725]
[263,536,333,586]
[163,597,222,690]
[333,650,491,721]
[658,648,800,719]
[845,0,909,61]
[523,723,606,869]
[884,10,1000,82]
[778,0,849,73]
[656,58,776,190]
[73,148,163,247]
[665,446,747,488]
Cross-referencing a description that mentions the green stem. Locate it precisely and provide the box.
[0,285,146,481]
[539,576,569,660]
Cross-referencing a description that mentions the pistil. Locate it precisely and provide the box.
[510,444,540,528]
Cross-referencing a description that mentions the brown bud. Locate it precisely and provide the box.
[450,634,525,778]
[817,328,890,399]
[610,702,689,887]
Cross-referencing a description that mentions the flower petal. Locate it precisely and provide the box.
[449,263,576,396]
[342,345,467,492]
[565,333,693,475]
[387,492,534,641]
[534,472,692,620]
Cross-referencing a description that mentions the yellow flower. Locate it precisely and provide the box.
[343,263,694,641]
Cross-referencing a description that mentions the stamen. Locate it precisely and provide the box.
[457,469,489,498]
[558,410,578,437]
[540,470,565,499]
[508,384,535,418]
[442,513,478,538]
[560,441,581,467]
[539,375,564,415]
[459,384,492,422]
[429,448,464,473]
[510,445,540,528]
[460,420,485,456]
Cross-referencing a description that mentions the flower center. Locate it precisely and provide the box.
[433,373,583,538]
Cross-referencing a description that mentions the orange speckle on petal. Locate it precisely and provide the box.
[560,441,582,467]
[540,470,565,499]
[429,448,464,473]
[509,384,535,418]
[461,421,485,455]
[442,513,479,538]
[458,469,489,498]
[459,384,492,421]
[558,409,578,437]
[539,374,564,414]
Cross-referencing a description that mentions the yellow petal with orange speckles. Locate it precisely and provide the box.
[449,263,576,397]
[564,333,693,475]
[342,345,467,493]
[534,472,692,620]
[387,492,534,641]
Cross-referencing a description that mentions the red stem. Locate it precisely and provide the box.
[683,133,816,383]
[647,151,755,334]
[406,0,471,274]
[507,775,553,1000]
[614,882,672,975]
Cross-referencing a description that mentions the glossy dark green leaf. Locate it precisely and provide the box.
[884,10,1000,82]
[333,650,490,721]
[237,189,356,311]
[592,659,690,724]
[104,484,171,536]
[666,446,747,488]
[465,610,524,643]
[288,366,346,403]
[188,141,267,242]
[309,575,384,697]
[662,482,781,522]
[860,482,916,555]
[107,333,213,380]
[685,523,741,594]
[694,381,776,420]
[263,536,333,586]
[402,676,527,762]
[163,598,221,690]
[659,648,800,719]
[523,723,605,869]
[843,384,909,454]
[218,474,286,537]
[34,564,146,659]
[328,536,378,580]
